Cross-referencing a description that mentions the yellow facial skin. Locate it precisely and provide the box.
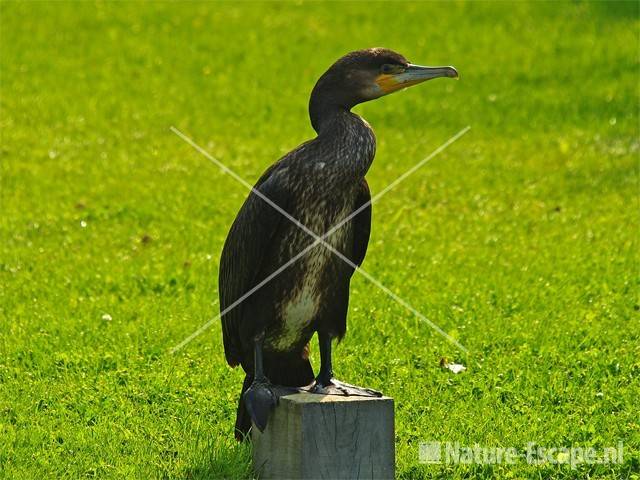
[375,73,423,94]
[374,65,459,95]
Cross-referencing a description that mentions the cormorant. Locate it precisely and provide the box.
[219,48,458,440]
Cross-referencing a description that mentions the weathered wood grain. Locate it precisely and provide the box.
[252,393,394,479]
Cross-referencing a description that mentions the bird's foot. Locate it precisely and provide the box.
[243,377,277,432]
[310,377,382,397]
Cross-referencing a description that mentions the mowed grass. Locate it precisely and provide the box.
[1,1,639,478]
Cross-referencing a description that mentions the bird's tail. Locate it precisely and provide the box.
[235,352,314,441]
[234,374,254,441]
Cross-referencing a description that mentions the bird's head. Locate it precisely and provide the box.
[309,48,458,131]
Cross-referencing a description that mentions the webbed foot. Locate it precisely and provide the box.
[311,377,382,397]
[243,377,277,432]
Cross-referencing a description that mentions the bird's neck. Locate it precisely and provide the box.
[309,103,376,178]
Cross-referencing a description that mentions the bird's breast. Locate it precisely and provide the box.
[266,194,354,351]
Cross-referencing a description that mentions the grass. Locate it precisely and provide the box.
[1,1,638,478]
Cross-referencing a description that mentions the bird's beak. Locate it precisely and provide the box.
[375,64,459,95]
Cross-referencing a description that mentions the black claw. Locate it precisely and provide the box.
[244,380,277,432]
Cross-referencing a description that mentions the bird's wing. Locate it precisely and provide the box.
[351,178,372,268]
[218,166,289,366]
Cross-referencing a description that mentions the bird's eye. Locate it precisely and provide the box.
[380,64,404,74]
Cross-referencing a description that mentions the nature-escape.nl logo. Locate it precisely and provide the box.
[419,441,624,470]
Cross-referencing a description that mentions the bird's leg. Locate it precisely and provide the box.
[311,332,382,397]
[243,333,277,432]
[253,333,267,381]
[315,331,334,388]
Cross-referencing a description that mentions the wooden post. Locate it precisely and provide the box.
[252,393,394,479]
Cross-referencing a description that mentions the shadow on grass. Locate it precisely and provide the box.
[185,436,253,480]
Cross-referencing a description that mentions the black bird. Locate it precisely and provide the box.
[219,48,458,440]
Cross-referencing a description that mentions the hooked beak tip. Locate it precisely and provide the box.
[375,64,460,95]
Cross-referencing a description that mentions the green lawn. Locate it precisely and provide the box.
[1,1,639,478]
